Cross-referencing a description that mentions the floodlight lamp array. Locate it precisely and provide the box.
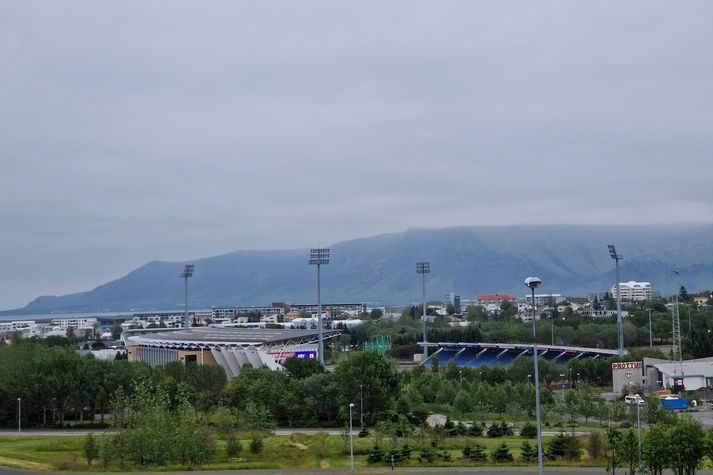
[309,248,330,265]
[181,264,194,278]
[416,262,430,274]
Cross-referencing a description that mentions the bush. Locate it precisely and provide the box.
[520,440,537,462]
[520,422,538,439]
[367,444,385,464]
[226,436,242,458]
[487,421,513,437]
[463,444,487,462]
[419,447,436,464]
[546,432,581,461]
[467,421,483,437]
[249,437,264,454]
[491,443,514,462]
[83,433,99,466]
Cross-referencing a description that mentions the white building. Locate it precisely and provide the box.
[50,317,98,329]
[524,294,564,306]
[611,281,652,301]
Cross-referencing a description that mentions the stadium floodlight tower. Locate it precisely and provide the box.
[671,270,683,370]
[309,248,330,365]
[181,264,194,330]
[524,276,544,475]
[608,244,625,357]
[416,262,431,359]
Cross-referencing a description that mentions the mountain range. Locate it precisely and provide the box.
[8,225,713,315]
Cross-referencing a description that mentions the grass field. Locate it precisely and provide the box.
[0,433,601,471]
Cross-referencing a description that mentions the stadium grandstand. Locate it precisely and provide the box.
[126,327,340,378]
[422,342,619,368]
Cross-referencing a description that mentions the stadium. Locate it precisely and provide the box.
[126,327,340,378]
[422,342,619,368]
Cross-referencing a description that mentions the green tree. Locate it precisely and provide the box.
[491,443,513,462]
[282,356,325,379]
[334,351,400,424]
[370,308,384,319]
[642,424,670,475]
[520,440,537,462]
[668,416,705,475]
[84,433,99,465]
[446,303,456,316]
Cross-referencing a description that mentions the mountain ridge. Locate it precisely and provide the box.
[5,224,713,315]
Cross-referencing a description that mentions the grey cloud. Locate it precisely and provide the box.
[1,0,712,308]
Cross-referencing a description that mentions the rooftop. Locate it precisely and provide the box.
[129,327,337,346]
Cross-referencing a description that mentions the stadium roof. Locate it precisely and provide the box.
[128,327,339,349]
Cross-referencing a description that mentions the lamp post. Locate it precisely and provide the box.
[180,264,194,330]
[525,276,544,475]
[349,403,355,471]
[608,245,624,357]
[528,374,532,385]
[17,397,21,433]
[416,262,431,359]
[309,248,330,366]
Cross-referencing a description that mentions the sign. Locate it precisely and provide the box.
[295,351,317,359]
[612,361,643,370]
[674,377,684,386]
[625,370,632,379]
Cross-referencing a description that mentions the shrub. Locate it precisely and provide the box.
[84,433,99,466]
[520,440,537,462]
[520,422,538,439]
[226,436,242,458]
[249,437,264,454]
[467,421,483,437]
[491,443,514,462]
[367,444,385,464]
[463,444,487,462]
[419,447,436,464]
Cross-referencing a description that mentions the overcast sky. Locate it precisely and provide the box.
[1,1,712,309]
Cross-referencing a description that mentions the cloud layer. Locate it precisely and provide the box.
[1,1,712,308]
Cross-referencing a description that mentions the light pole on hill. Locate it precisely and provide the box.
[181,264,194,330]
[608,244,624,357]
[349,403,355,471]
[416,262,430,359]
[309,248,330,365]
[525,276,544,475]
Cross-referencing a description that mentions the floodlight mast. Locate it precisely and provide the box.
[416,262,431,359]
[671,270,684,383]
[608,245,624,357]
[181,264,194,330]
[524,276,544,475]
[309,248,330,365]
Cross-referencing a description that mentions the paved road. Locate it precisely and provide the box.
[0,467,614,475]
[0,427,605,438]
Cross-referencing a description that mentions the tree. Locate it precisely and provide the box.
[282,356,325,379]
[520,422,538,439]
[491,443,513,462]
[520,440,537,462]
[84,433,99,465]
[463,444,487,462]
[446,303,456,316]
[370,308,384,320]
[607,428,638,475]
[668,416,705,475]
[679,286,690,302]
[642,425,670,475]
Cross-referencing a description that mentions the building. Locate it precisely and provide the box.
[126,327,340,378]
[610,281,652,301]
[611,356,713,393]
[444,293,461,313]
[524,294,564,306]
[476,294,516,307]
[50,317,98,329]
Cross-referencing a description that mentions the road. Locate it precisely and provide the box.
[0,428,605,438]
[0,467,629,475]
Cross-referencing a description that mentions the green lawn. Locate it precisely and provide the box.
[0,432,600,471]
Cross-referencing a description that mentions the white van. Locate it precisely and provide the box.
[624,394,645,406]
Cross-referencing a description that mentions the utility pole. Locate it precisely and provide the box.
[181,264,194,330]
[309,248,330,366]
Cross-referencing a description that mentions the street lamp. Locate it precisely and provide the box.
[309,248,330,366]
[17,397,21,433]
[528,374,532,385]
[416,262,431,359]
[180,264,194,330]
[524,276,544,475]
[608,244,624,357]
[349,403,355,471]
